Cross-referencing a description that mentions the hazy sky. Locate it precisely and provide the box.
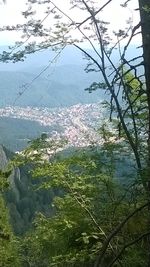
[0,0,140,45]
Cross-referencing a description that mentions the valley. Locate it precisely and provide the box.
[0,46,108,152]
[0,102,108,151]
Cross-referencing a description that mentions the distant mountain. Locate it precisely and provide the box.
[0,44,141,72]
[0,44,141,108]
[0,45,86,72]
[0,65,106,108]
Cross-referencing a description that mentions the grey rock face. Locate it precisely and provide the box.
[0,144,8,169]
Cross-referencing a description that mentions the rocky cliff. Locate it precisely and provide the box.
[0,145,53,235]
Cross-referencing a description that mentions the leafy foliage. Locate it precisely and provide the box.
[15,140,148,267]
[0,195,21,267]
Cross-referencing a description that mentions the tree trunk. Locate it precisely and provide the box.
[138,1,150,266]
[139,0,150,163]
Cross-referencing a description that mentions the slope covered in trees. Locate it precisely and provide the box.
[0,66,102,108]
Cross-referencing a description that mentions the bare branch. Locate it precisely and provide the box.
[77,0,113,28]
[108,231,150,267]
[94,202,149,267]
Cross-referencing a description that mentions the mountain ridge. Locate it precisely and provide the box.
[0,65,104,108]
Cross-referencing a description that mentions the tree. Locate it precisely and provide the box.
[14,134,148,267]
[18,144,147,267]
[0,195,21,267]
[0,0,150,266]
[0,171,21,267]
[139,0,150,175]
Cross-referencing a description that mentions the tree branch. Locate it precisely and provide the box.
[94,202,149,267]
[108,231,150,267]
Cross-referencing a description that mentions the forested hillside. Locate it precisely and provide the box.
[0,67,102,107]
[0,117,54,151]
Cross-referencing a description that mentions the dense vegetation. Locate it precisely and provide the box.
[17,141,147,267]
[0,134,148,267]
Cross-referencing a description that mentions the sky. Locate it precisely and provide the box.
[0,0,141,46]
